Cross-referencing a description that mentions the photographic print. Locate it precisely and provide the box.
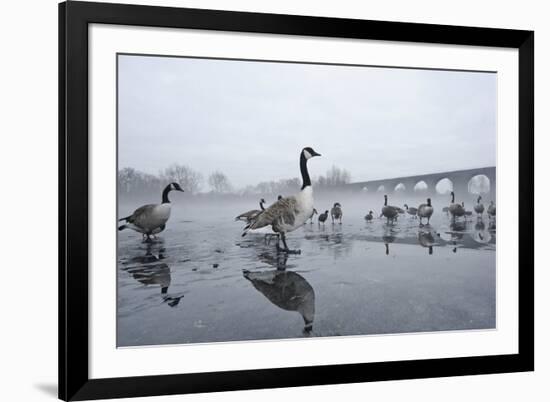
[116,54,497,347]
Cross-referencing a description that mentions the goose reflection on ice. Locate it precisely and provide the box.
[243,269,315,333]
[417,229,436,255]
[122,242,184,307]
[470,220,492,245]
[257,251,291,271]
[382,224,397,255]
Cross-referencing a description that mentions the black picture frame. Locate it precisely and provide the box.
[59,1,534,400]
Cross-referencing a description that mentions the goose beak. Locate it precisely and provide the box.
[312,151,321,157]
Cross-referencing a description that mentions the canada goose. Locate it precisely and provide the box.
[487,201,496,219]
[448,191,465,220]
[474,196,485,216]
[382,194,400,224]
[242,147,321,253]
[309,208,318,224]
[235,198,266,222]
[417,198,434,225]
[404,204,418,218]
[318,210,329,225]
[331,202,343,224]
[364,210,374,222]
[118,182,184,241]
[243,269,315,333]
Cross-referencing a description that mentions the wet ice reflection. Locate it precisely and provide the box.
[117,198,496,347]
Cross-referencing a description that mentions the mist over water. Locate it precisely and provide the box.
[117,191,495,347]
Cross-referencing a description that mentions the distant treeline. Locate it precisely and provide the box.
[118,164,351,199]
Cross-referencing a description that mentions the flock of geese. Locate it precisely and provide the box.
[375,192,495,226]
[118,147,496,254]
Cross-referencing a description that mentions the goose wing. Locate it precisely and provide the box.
[247,196,298,231]
[235,209,261,221]
[122,204,156,223]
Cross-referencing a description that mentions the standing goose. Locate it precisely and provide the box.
[404,204,418,218]
[242,147,321,253]
[364,210,374,222]
[330,203,343,224]
[309,208,318,224]
[487,201,496,219]
[417,198,434,225]
[474,196,485,216]
[118,182,184,241]
[235,198,266,223]
[448,191,465,220]
[318,210,329,225]
[381,194,399,224]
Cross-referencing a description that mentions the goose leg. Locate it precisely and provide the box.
[276,233,300,254]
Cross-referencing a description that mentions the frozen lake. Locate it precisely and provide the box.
[117,194,496,347]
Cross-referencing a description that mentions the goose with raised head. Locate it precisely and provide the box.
[474,196,485,216]
[242,147,321,253]
[404,204,418,218]
[235,198,266,223]
[118,182,184,241]
[448,191,465,220]
[417,198,434,225]
[364,210,374,222]
[381,194,399,224]
[330,203,343,224]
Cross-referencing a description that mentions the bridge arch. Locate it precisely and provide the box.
[414,180,428,192]
[468,174,491,194]
[377,184,385,192]
[435,178,453,194]
[394,182,406,192]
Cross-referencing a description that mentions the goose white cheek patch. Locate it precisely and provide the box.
[303,150,312,159]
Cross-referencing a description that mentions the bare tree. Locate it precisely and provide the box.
[208,170,232,193]
[160,164,203,194]
[315,165,351,188]
[118,167,162,196]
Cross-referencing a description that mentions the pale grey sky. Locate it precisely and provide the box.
[118,54,496,189]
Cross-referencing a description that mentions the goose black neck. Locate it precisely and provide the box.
[162,185,172,204]
[300,153,311,190]
[451,193,455,203]
[384,196,388,206]
[427,199,432,207]
[260,200,265,211]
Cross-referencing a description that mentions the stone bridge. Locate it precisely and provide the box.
[346,166,496,201]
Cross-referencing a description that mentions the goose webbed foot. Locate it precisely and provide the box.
[275,243,301,254]
[276,233,301,254]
